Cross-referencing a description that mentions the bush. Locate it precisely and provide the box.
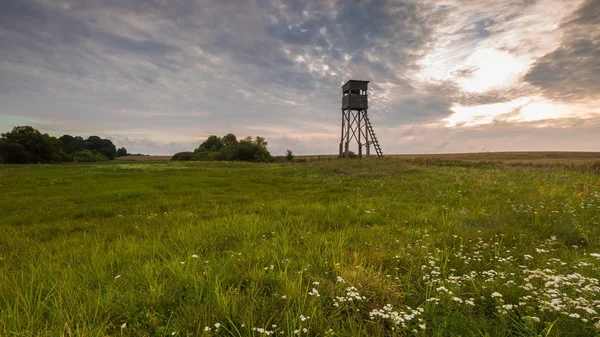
[189,134,272,162]
[285,149,294,161]
[171,151,195,161]
[72,150,109,162]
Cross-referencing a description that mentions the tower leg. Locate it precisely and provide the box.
[345,109,350,158]
[339,110,345,158]
[365,111,370,157]
[358,110,362,159]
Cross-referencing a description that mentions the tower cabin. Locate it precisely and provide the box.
[342,80,369,110]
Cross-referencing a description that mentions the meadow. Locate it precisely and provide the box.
[1,157,600,336]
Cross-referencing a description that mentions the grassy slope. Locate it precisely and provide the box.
[0,160,599,336]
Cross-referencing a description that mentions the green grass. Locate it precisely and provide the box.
[1,159,600,336]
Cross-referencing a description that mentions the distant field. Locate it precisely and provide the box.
[1,159,600,336]
[116,155,172,161]
[298,151,600,164]
[117,152,600,164]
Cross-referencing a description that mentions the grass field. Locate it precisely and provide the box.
[1,157,600,336]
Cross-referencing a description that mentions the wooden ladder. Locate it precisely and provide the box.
[364,114,384,158]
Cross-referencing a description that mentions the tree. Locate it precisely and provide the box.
[285,149,294,161]
[0,126,67,163]
[254,136,268,149]
[86,136,117,160]
[196,135,223,153]
[0,138,31,164]
[59,135,88,154]
[222,133,238,147]
[176,133,272,163]
[117,147,128,157]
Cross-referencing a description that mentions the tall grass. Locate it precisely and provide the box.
[1,160,599,336]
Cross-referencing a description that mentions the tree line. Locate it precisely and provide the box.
[0,126,128,164]
[172,133,273,162]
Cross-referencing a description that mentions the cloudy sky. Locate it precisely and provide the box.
[1,0,599,155]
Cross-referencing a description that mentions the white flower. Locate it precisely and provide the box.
[214,323,221,328]
[121,323,127,329]
[590,253,600,259]
[115,275,121,279]
[204,326,210,331]
[419,324,426,330]
[303,328,308,333]
[569,313,580,318]
[524,316,541,323]
[300,315,309,321]
[491,292,502,298]
[281,295,287,299]
[524,254,533,260]
[308,288,320,296]
[192,254,198,258]
[312,281,320,285]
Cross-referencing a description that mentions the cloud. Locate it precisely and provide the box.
[524,0,600,102]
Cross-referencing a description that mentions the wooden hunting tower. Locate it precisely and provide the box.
[339,80,383,158]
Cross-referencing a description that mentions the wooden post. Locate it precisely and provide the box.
[339,110,345,157]
[365,111,370,157]
[358,110,362,158]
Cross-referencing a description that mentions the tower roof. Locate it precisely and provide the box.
[342,80,370,87]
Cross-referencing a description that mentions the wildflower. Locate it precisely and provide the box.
[300,315,309,321]
[491,292,502,298]
[524,254,533,260]
[312,281,320,285]
[192,254,198,258]
[281,295,287,299]
[452,297,463,303]
[590,253,600,259]
[419,324,426,330]
[115,275,121,279]
[121,323,127,329]
[308,288,320,296]
[303,328,308,333]
[569,313,580,318]
[337,276,346,283]
[204,326,210,331]
[214,323,221,328]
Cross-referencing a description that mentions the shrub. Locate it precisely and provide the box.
[72,150,109,162]
[171,151,195,161]
[285,149,294,161]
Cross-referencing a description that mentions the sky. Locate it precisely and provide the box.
[1,0,599,155]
